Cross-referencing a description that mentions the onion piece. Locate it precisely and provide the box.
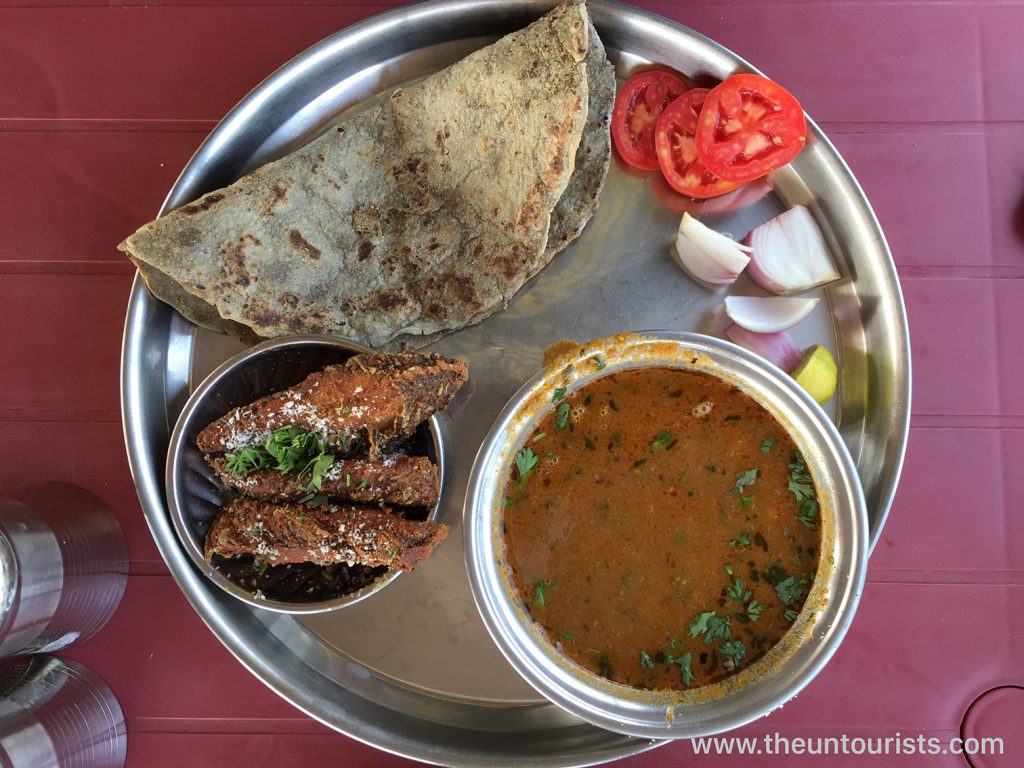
[746,205,840,294]
[674,212,751,285]
[725,323,802,373]
[724,296,820,334]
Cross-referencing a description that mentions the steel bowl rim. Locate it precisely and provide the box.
[465,330,869,738]
[165,333,446,615]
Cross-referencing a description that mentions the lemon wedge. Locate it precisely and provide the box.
[792,345,837,405]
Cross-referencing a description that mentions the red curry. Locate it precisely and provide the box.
[503,367,821,690]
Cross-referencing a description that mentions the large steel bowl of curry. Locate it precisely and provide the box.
[464,331,868,739]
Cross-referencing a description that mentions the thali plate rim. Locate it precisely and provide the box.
[120,0,910,764]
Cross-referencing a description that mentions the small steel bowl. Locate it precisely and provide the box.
[166,335,445,614]
[465,331,868,738]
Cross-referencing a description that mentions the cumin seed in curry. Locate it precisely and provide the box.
[503,367,822,691]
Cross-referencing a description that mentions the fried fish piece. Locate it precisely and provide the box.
[204,498,448,572]
[196,352,468,456]
[207,453,440,508]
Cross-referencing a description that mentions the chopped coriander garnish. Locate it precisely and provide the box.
[740,495,755,509]
[345,473,351,487]
[651,431,677,452]
[554,402,571,430]
[514,447,539,490]
[688,611,731,643]
[775,575,808,607]
[557,629,574,643]
[787,452,819,530]
[552,386,567,402]
[532,579,553,609]
[297,493,329,508]
[532,432,547,442]
[784,608,799,622]
[705,464,717,474]
[670,652,694,686]
[640,650,654,670]
[225,425,335,491]
[732,468,759,496]
[719,640,747,665]
[745,600,764,622]
[583,436,597,451]
[225,445,272,476]
[726,576,750,603]
[729,532,752,549]
[357,478,368,490]
[594,357,607,371]
[761,437,777,453]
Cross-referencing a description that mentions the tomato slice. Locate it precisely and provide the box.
[611,71,688,171]
[654,89,743,199]
[694,74,807,183]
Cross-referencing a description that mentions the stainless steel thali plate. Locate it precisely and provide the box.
[121,1,910,764]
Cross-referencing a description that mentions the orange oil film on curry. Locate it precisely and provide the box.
[503,367,821,690]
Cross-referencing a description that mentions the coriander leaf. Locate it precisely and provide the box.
[514,447,539,490]
[732,468,759,496]
[357,478,369,490]
[224,445,272,477]
[726,576,746,602]
[594,357,607,371]
[640,650,654,670]
[746,600,764,622]
[760,437,777,453]
[719,640,747,665]
[688,611,731,643]
[557,629,574,643]
[554,402,571,430]
[677,652,694,686]
[784,608,799,622]
[797,497,819,529]
[775,575,807,607]
[740,495,755,509]
[532,580,553,609]
[304,452,335,490]
[729,532,752,549]
[552,386,567,402]
[651,431,677,452]
[787,452,816,504]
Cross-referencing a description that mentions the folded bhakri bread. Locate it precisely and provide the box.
[120,0,613,349]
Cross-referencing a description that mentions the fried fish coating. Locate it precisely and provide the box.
[204,498,448,572]
[196,352,468,456]
[207,453,439,508]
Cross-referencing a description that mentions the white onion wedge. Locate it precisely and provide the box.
[724,296,820,334]
[674,212,751,285]
[725,323,802,373]
[746,205,840,294]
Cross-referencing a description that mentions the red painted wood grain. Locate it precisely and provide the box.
[0,3,983,124]
[0,130,207,263]
[0,273,131,414]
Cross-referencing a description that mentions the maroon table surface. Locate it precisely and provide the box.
[2,0,1022,766]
